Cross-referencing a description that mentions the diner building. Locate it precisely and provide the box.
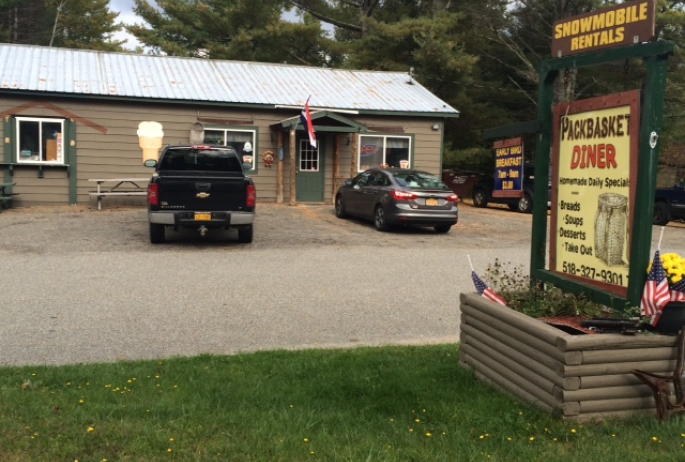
[0,43,459,207]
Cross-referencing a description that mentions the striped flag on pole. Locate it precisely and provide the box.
[670,278,685,302]
[300,97,317,149]
[640,250,671,326]
[471,271,507,306]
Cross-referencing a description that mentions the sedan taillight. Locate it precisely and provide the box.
[246,184,256,208]
[148,183,159,206]
[392,190,417,201]
[446,194,460,203]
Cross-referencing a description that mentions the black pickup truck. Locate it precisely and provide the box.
[653,181,685,225]
[471,162,538,213]
[144,145,256,244]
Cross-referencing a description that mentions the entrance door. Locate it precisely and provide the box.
[296,137,324,202]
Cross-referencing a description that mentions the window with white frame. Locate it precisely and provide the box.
[16,117,65,164]
[204,128,257,171]
[299,139,318,171]
[358,135,411,171]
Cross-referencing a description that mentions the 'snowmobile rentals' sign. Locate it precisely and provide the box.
[551,0,655,57]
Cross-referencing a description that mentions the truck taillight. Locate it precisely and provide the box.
[246,184,256,208]
[148,183,159,206]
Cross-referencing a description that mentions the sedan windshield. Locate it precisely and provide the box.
[393,172,449,190]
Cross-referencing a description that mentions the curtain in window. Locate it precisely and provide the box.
[386,137,409,149]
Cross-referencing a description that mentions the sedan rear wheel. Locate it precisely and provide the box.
[374,205,390,231]
[434,225,452,234]
[335,195,347,218]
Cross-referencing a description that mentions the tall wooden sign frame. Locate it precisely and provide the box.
[531,41,674,310]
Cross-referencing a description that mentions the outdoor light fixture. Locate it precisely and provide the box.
[432,124,440,131]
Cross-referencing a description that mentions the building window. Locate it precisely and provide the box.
[16,117,65,164]
[204,128,257,171]
[299,139,319,171]
[358,135,411,171]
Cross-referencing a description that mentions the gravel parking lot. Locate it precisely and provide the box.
[1,201,681,366]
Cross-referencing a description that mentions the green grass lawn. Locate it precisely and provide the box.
[0,344,683,461]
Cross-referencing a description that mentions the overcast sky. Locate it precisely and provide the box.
[109,0,302,50]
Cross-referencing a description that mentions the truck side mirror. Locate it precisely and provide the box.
[144,159,158,168]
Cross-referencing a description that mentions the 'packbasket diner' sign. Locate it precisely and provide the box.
[551,0,655,58]
[550,90,640,297]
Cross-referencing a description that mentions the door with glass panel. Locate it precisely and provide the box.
[296,136,324,202]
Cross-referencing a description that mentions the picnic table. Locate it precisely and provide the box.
[0,182,17,209]
[88,178,150,210]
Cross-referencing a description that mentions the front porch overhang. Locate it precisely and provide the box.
[271,111,367,133]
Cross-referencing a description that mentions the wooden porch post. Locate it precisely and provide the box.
[350,133,359,178]
[333,133,341,200]
[277,130,284,204]
[289,129,296,205]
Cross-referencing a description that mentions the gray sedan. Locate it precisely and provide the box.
[335,168,459,233]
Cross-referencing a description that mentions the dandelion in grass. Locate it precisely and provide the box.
[67,382,72,386]
[571,429,576,434]
[167,449,172,453]
[415,419,421,423]
[652,437,658,442]
[310,451,315,455]
[426,433,432,438]
[529,437,535,442]
[87,427,94,433]
[169,438,174,442]
[79,399,84,404]
[303,438,309,443]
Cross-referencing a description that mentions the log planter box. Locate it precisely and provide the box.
[459,293,681,422]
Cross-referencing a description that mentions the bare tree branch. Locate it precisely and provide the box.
[288,0,363,32]
[507,74,537,105]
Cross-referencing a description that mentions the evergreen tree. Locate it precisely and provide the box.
[127,0,332,65]
[47,0,124,50]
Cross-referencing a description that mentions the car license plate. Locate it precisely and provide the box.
[195,213,211,221]
[426,198,439,206]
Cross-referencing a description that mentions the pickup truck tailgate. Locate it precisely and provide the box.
[156,175,248,211]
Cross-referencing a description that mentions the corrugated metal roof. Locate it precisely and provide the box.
[0,44,459,115]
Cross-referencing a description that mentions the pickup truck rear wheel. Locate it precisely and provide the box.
[238,225,254,243]
[517,194,533,213]
[654,202,671,226]
[472,190,488,208]
[149,223,165,244]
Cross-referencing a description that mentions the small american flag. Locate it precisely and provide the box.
[640,250,671,326]
[670,278,685,302]
[471,271,507,306]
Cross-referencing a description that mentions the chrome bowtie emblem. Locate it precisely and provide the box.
[196,192,210,199]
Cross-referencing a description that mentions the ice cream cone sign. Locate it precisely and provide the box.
[137,121,164,164]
